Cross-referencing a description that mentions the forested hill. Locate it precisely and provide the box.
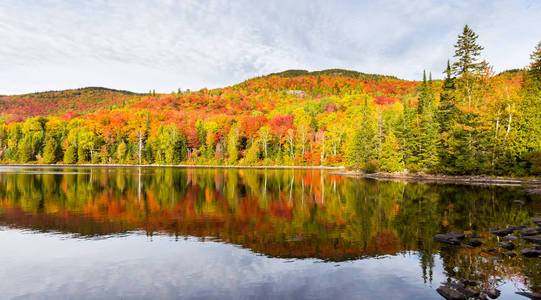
[1,26,540,177]
[0,87,141,122]
[265,68,398,80]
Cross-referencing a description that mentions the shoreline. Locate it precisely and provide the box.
[1,164,540,193]
[0,163,346,170]
[328,170,541,192]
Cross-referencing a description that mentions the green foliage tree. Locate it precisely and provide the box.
[529,41,541,86]
[243,138,261,165]
[347,98,379,170]
[64,145,77,164]
[380,132,403,172]
[227,125,239,164]
[117,141,128,163]
[43,138,59,164]
[17,136,33,163]
[152,124,187,164]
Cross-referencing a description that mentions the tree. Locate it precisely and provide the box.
[259,126,271,159]
[243,138,260,165]
[43,138,58,164]
[77,127,96,163]
[152,124,187,164]
[452,25,484,76]
[227,125,239,164]
[529,41,541,86]
[117,141,127,162]
[380,132,404,172]
[64,145,77,164]
[17,137,33,163]
[437,61,456,134]
[346,98,379,170]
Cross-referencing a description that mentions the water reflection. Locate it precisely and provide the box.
[0,167,540,298]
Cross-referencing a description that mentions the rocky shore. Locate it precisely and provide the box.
[433,215,541,299]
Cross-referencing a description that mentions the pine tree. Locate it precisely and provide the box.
[380,132,404,172]
[346,98,379,171]
[417,70,428,114]
[529,41,541,86]
[437,61,456,134]
[452,25,484,76]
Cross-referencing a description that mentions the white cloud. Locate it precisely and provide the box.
[0,0,540,94]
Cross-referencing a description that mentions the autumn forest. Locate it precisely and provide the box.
[1,26,541,176]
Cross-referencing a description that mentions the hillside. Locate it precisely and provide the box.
[0,67,539,176]
[0,87,141,122]
[266,68,398,80]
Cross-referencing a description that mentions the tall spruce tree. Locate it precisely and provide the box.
[380,131,404,172]
[529,41,541,86]
[437,61,457,171]
[452,25,484,76]
[417,70,428,114]
[437,61,456,133]
[346,98,379,170]
[416,71,439,170]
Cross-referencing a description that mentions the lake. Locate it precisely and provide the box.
[0,167,539,299]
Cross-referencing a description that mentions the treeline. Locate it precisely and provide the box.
[0,26,540,176]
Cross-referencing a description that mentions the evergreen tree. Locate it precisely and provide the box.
[346,98,379,171]
[452,25,484,76]
[417,70,428,114]
[437,61,456,134]
[529,41,541,86]
[380,132,404,172]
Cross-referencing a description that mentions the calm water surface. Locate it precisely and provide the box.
[0,167,539,299]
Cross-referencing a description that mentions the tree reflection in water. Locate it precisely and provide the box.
[0,167,539,294]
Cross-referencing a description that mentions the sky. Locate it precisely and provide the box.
[0,0,540,95]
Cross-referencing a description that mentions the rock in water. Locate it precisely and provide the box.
[484,288,501,299]
[504,251,517,257]
[513,200,526,205]
[504,235,519,241]
[521,228,541,236]
[448,232,465,240]
[533,218,541,226]
[522,235,541,244]
[515,291,541,299]
[520,247,541,258]
[466,239,483,247]
[479,292,489,300]
[459,279,478,287]
[437,286,467,300]
[490,227,514,236]
[498,241,515,250]
[442,282,479,298]
[434,234,460,245]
